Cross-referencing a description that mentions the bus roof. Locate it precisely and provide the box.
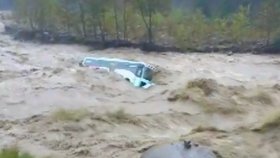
[83,57,149,66]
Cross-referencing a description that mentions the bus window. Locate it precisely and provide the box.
[136,65,144,77]
[142,67,153,81]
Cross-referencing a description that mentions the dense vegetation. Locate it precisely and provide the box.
[9,0,280,51]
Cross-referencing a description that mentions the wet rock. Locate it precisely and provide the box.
[141,141,218,158]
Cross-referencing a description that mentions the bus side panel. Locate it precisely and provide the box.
[114,69,136,84]
[83,58,113,71]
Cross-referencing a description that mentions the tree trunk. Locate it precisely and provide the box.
[113,0,120,41]
[139,7,152,44]
[93,22,98,40]
[28,17,35,30]
[98,15,105,44]
[66,22,70,33]
[266,30,271,46]
[79,1,87,38]
[148,9,153,44]
[123,2,127,40]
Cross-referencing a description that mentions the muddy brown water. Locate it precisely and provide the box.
[0,17,280,158]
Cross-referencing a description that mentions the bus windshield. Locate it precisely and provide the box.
[142,67,153,81]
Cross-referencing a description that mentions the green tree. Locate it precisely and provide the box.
[125,4,145,41]
[165,9,185,36]
[112,0,120,40]
[102,0,123,41]
[228,6,251,42]
[257,0,280,45]
[78,0,87,37]
[103,9,116,38]
[134,0,171,44]
[15,0,59,31]
[122,0,129,40]
[56,0,76,32]
[14,0,31,28]
[85,0,109,42]
[169,10,209,50]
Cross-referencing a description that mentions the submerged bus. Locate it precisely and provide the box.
[79,57,155,88]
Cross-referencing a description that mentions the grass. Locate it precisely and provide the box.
[105,108,141,125]
[0,147,34,158]
[51,108,90,122]
[253,110,280,132]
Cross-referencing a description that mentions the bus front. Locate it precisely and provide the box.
[134,65,154,88]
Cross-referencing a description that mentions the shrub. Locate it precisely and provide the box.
[0,147,34,158]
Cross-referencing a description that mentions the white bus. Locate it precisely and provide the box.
[79,57,155,88]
